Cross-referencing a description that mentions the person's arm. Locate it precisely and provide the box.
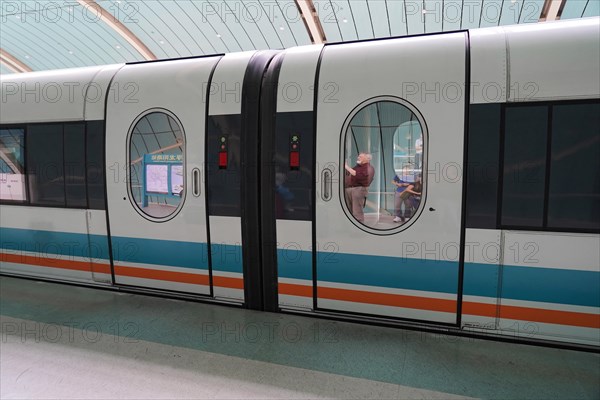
[405,185,421,195]
[392,179,407,187]
[344,163,356,176]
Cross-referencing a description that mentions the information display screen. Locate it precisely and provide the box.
[171,165,184,195]
[145,164,169,194]
[0,173,26,201]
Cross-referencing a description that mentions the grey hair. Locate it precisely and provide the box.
[360,153,372,162]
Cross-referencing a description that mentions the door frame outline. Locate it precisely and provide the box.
[310,31,470,327]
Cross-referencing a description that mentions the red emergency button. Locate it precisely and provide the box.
[219,151,228,169]
[290,151,299,169]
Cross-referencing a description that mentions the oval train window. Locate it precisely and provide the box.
[129,110,185,220]
[342,99,425,232]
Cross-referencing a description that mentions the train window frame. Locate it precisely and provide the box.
[546,102,600,231]
[0,122,107,210]
[338,96,428,236]
[496,99,600,234]
[127,108,187,222]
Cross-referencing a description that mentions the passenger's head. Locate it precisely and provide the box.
[357,153,372,164]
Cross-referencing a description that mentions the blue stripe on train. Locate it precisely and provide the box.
[0,228,243,273]
[111,237,242,273]
[278,249,313,280]
[316,252,460,294]
[463,263,600,308]
[308,253,599,308]
[3,228,598,307]
[0,227,110,260]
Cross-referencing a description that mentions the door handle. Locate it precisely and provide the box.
[192,168,201,197]
[321,169,332,201]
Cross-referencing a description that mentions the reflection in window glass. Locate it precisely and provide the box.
[343,101,424,230]
[0,128,26,201]
[27,124,65,206]
[501,106,548,227]
[466,104,501,229]
[86,121,106,210]
[129,112,184,219]
[64,124,87,208]
[548,103,600,230]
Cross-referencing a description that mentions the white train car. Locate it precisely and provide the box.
[269,17,599,347]
[1,17,598,349]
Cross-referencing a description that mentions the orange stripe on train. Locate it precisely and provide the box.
[288,282,599,329]
[115,265,209,285]
[213,275,244,289]
[279,282,313,297]
[0,252,243,290]
[318,286,457,313]
[1,252,111,274]
[114,265,245,289]
[463,301,600,329]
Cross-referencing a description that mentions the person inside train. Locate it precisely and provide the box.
[392,175,411,223]
[396,173,422,221]
[415,136,423,170]
[344,153,374,223]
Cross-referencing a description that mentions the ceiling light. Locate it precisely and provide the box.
[68,50,73,54]
[159,40,164,44]
[216,34,222,38]
[343,19,348,23]
[116,45,121,49]
[279,26,284,30]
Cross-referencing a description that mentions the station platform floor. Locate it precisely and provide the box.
[1,275,599,400]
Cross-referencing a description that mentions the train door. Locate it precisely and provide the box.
[315,33,467,324]
[105,58,220,295]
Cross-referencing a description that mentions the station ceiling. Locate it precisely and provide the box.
[1,0,598,74]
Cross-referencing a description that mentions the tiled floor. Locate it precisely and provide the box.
[1,276,599,399]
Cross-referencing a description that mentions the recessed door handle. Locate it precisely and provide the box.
[192,168,201,197]
[321,169,332,201]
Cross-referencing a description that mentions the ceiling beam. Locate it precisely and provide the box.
[0,48,32,73]
[295,0,326,44]
[540,0,567,21]
[76,0,157,60]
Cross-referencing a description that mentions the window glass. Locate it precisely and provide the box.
[129,111,185,219]
[466,104,501,229]
[86,121,106,210]
[273,112,314,221]
[343,100,424,230]
[501,106,547,227]
[0,128,26,201]
[27,124,65,206]
[207,115,241,217]
[548,102,600,230]
[64,124,87,208]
